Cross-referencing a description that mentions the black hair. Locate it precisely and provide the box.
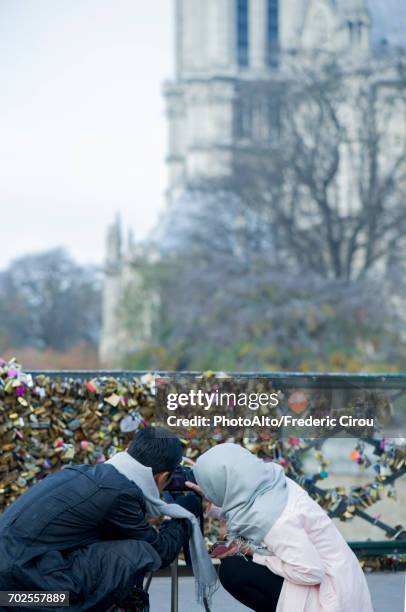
[127,426,182,474]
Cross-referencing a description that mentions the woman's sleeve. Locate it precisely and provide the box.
[253,502,325,586]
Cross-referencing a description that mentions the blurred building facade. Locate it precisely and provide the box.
[164,0,372,205]
[100,0,404,366]
[100,216,157,365]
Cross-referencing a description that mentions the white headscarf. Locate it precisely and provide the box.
[194,443,288,548]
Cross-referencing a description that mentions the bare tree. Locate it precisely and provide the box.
[234,55,406,280]
[124,182,406,370]
[0,249,102,351]
[122,55,406,369]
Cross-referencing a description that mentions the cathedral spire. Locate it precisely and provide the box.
[105,213,122,269]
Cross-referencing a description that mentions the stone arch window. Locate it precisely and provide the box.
[237,0,249,66]
[357,20,364,42]
[235,97,252,139]
[348,19,365,44]
[266,97,281,142]
[235,94,281,143]
[267,0,279,67]
[348,20,354,43]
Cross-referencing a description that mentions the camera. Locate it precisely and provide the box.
[163,465,203,564]
[164,465,197,492]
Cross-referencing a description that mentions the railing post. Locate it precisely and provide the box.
[170,557,179,612]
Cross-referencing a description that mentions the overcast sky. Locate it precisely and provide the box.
[0,0,173,269]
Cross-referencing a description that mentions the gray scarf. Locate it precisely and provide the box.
[106,451,218,606]
[194,443,288,552]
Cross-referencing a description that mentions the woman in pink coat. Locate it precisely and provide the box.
[189,443,374,612]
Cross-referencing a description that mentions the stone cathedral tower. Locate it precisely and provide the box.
[164,0,371,206]
[100,0,385,367]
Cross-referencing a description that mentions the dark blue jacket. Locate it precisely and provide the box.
[0,464,189,609]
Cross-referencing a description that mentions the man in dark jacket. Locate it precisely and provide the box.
[0,427,197,611]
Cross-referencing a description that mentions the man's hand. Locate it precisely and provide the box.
[145,515,164,527]
[185,481,204,497]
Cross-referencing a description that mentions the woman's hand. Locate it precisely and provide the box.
[239,544,254,557]
[214,549,236,560]
[210,541,254,559]
[210,542,238,559]
[222,545,254,558]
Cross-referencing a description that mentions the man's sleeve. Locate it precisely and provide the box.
[103,489,190,568]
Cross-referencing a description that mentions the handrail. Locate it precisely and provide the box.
[28,370,406,381]
[26,370,406,393]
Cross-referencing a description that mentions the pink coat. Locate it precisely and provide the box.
[252,478,374,612]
